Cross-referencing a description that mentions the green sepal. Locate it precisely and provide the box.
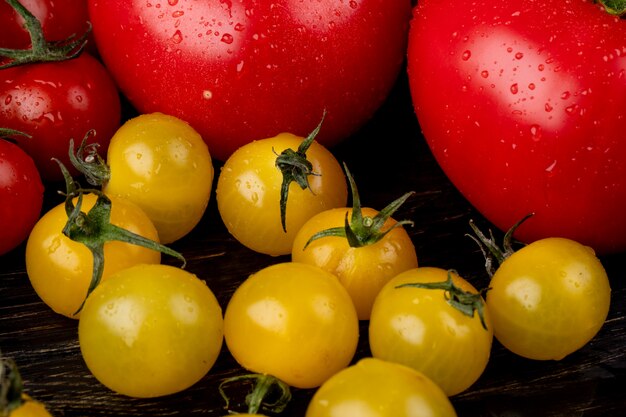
[275,111,325,232]
[55,159,186,315]
[0,357,23,416]
[304,163,414,249]
[0,0,90,69]
[396,270,490,330]
[219,373,292,415]
[466,213,533,278]
[68,131,111,187]
[0,128,31,140]
[598,0,626,15]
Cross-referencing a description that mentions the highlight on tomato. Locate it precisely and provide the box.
[78,264,224,398]
[469,216,612,360]
[305,358,457,417]
[292,164,417,319]
[369,267,493,396]
[1,355,54,417]
[71,112,214,244]
[216,116,347,256]
[221,262,359,414]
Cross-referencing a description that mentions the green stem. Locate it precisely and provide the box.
[597,0,626,15]
[219,374,291,415]
[304,163,414,249]
[68,131,111,187]
[0,357,24,416]
[396,270,490,330]
[275,111,326,232]
[0,0,91,69]
[0,128,31,140]
[54,160,186,316]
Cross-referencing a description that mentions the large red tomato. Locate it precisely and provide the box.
[87,0,412,161]
[407,0,626,254]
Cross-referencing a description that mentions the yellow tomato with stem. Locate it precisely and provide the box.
[25,193,162,318]
[216,116,347,256]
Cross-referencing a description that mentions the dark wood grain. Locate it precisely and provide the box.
[1,71,625,417]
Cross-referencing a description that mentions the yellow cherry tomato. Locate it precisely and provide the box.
[223,262,359,389]
[306,358,457,417]
[486,237,611,360]
[216,132,347,256]
[292,206,418,320]
[25,193,161,318]
[78,264,223,398]
[369,267,493,396]
[9,395,53,417]
[104,112,214,244]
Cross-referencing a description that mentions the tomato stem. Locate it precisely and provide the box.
[274,111,325,232]
[597,0,626,16]
[68,131,111,187]
[219,373,292,414]
[54,160,186,315]
[304,163,414,249]
[0,128,31,141]
[0,356,24,415]
[466,214,533,277]
[0,0,91,69]
[397,270,490,330]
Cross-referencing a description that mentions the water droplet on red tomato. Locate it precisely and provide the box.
[561,91,570,99]
[515,52,524,60]
[545,102,553,112]
[528,83,535,90]
[510,83,519,94]
[221,33,234,44]
[349,1,358,9]
[4,95,11,105]
[172,10,184,18]
[168,0,178,5]
[461,50,471,61]
[171,30,183,44]
[234,23,245,31]
[530,124,542,141]
[538,64,545,71]
[480,70,489,78]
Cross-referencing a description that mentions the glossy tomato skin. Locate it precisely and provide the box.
[223,262,359,389]
[217,133,347,256]
[0,140,43,255]
[369,267,493,396]
[306,358,457,417]
[292,207,418,320]
[104,113,214,244]
[0,53,121,181]
[487,238,611,360]
[88,0,412,161]
[408,0,626,254]
[78,264,224,398]
[0,0,90,49]
[25,193,161,318]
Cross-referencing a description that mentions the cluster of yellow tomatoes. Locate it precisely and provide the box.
[8,111,613,417]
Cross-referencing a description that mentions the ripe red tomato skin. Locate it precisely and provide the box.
[0,53,121,182]
[87,0,412,161]
[0,0,90,50]
[407,0,626,254]
[0,140,44,255]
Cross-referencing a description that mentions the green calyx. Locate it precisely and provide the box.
[68,130,111,187]
[0,128,30,140]
[219,373,291,415]
[304,163,414,249]
[598,0,626,16]
[55,160,186,315]
[0,357,23,417]
[397,270,490,330]
[466,213,533,278]
[275,112,325,232]
[0,0,91,69]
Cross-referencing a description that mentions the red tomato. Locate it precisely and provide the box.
[0,139,43,255]
[0,0,90,50]
[0,53,121,181]
[407,0,626,254]
[87,0,412,161]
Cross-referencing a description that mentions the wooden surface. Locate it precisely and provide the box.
[1,71,625,417]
